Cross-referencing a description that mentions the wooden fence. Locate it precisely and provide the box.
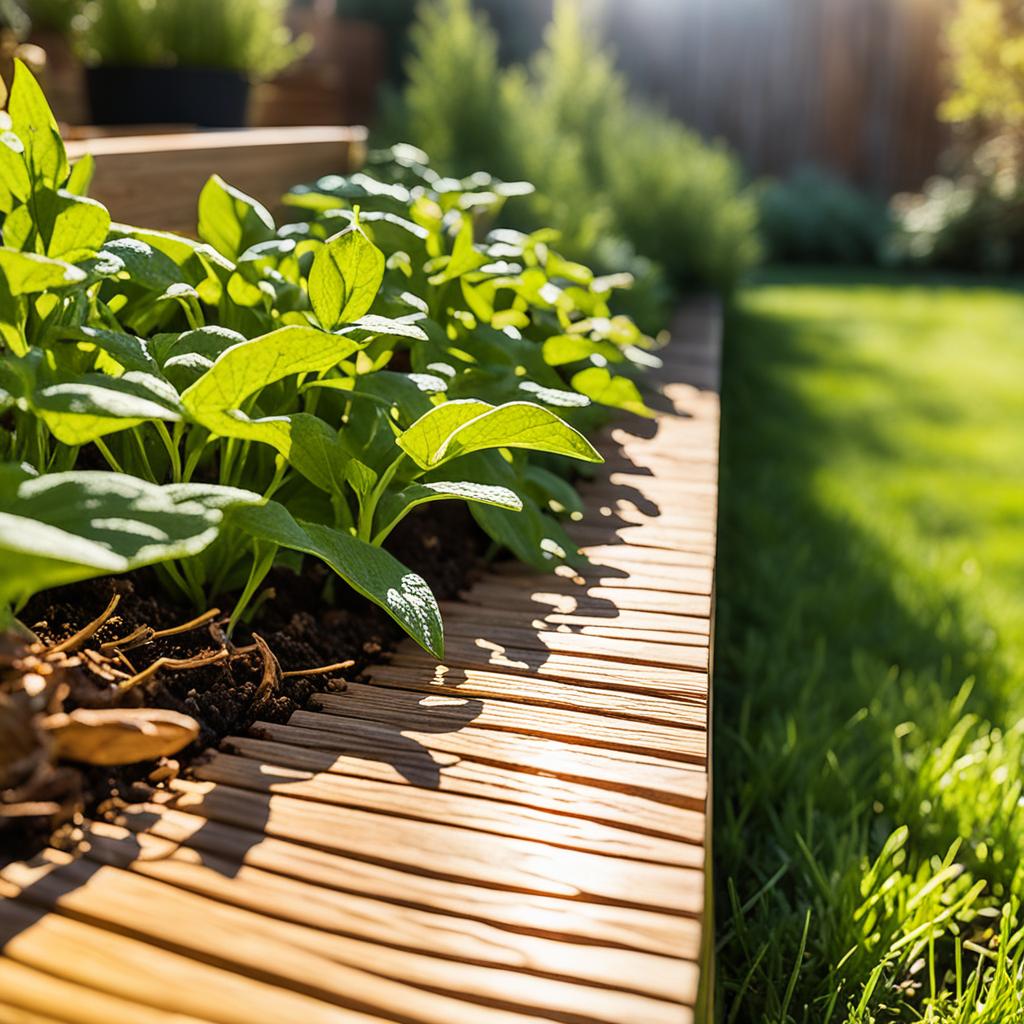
[606,0,955,194]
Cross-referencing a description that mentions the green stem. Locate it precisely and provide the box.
[94,437,126,474]
[357,452,409,542]
[130,428,157,482]
[263,456,289,502]
[182,434,209,482]
[159,560,204,608]
[227,542,278,636]
[155,421,182,482]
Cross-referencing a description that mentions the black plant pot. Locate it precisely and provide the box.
[85,66,250,128]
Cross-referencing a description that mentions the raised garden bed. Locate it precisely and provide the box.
[0,62,720,1023]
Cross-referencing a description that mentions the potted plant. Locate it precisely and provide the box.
[67,0,308,127]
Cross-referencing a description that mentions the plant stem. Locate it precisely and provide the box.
[357,452,408,542]
[94,437,126,474]
[155,421,182,482]
[227,542,277,635]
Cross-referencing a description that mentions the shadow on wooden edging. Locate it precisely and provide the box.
[0,299,722,1024]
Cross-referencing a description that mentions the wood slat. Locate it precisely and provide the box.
[304,691,707,762]
[247,720,706,808]
[360,666,706,726]
[78,827,695,1003]
[190,751,699,864]
[3,855,685,1024]
[158,779,705,912]
[0,896,385,1024]
[66,126,365,236]
[111,810,699,958]
[220,734,700,840]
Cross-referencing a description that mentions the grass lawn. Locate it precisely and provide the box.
[715,269,1024,1022]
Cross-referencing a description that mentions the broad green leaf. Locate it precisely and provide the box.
[3,187,110,259]
[0,469,259,612]
[231,500,444,657]
[395,399,491,468]
[309,227,385,330]
[182,325,361,417]
[198,174,275,260]
[524,464,585,520]
[454,451,585,571]
[470,498,585,572]
[8,60,69,189]
[397,400,602,470]
[66,153,95,196]
[181,325,360,492]
[0,247,85,295]
[541,334,621,367]
[0,130,31,212]
[374,480,522,544]
[58,325,160,375]
[545,250,593,285]
[33,371,183,445]
[45,190,110,258]
[101,237,184,291]
[570,367,652,418]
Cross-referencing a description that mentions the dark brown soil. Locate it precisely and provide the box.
[0,504,485,865]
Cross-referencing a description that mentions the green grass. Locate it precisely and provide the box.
[715,268,1024,1022]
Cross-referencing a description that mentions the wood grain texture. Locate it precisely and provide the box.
[0,299,720,1023]
[66,126,366,236]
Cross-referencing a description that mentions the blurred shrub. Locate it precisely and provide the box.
[604,105,761,288]
[21,0,75,32]
[404,0,507,176]
[398,0,760,293]
[758,166,891,265]
[942,0,1024,146]
[888,140,1024,272]
[47,0,306,77]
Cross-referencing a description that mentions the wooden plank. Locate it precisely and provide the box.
[66,126,366,236]
[111,810,699,958]
[305,691,707,763]
[79,827,695,1003]
[361,666,706,725]
[438,603,712,641]
[461,581,713,617]
[4,855,686,1024]
[159,779,705,912]
[221,734,700,840]
[0,895,385,1024]
[191,751,698,864]
[384,649,708,696]
[0,959,212,1024]
[249,720,706,808]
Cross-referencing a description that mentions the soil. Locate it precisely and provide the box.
[0,504,486,865]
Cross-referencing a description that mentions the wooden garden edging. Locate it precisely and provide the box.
[66,126,367,236]
[0,130,722,1021]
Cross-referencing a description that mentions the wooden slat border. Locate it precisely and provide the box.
[0,298,722,1024]
[66,126,367,236]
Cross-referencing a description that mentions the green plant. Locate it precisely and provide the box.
[887,140,1024,273]
[941,0,1024,147]
[403,0,507,178]
[757,166,891,266]
[1,60,663,662]
[398,0,761,291]
[68,0,306,77]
